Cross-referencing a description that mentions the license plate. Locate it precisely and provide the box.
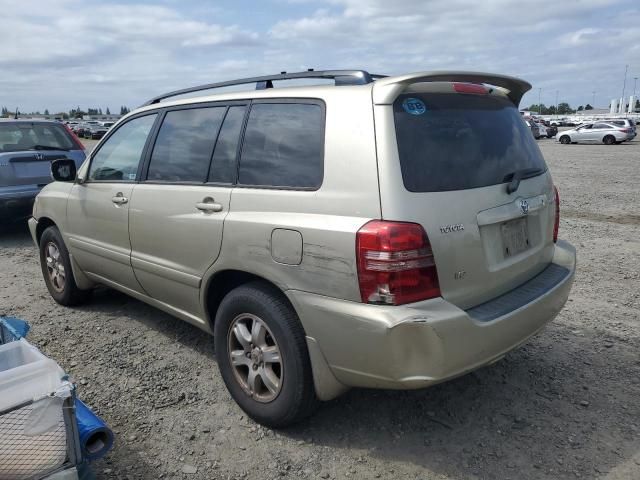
[501,218,530,257]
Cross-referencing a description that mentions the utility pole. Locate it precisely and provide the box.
[621,64,628,116]
[538,88,542,115]
[555,90,559,119]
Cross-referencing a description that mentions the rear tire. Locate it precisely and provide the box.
[603,135,615,145]
[214,281,318,428]
[559,135,571,144]
[39,226,91,306]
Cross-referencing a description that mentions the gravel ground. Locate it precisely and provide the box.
[1,137,639,480]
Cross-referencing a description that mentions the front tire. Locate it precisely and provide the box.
[214,282,318,428]
[559,135,571,144]
[603,135,615,145]
[39,226,90,306]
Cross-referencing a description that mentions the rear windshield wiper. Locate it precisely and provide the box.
[31,145,71,151]
[503,167,545,194]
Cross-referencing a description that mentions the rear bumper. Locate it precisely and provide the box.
[0,185,41,218]
[288,240,576,392]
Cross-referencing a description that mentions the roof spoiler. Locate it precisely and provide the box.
[372,71,532,106]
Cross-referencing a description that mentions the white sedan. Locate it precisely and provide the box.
[556,122,634,145]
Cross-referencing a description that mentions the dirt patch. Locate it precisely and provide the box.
[563,210,640,225]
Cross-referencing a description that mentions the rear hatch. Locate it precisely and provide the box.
[0,122,85,187]
[375,83,556,309]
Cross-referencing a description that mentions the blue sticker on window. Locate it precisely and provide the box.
[402,97,426,115]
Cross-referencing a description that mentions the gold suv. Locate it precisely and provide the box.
[30,70,576,427]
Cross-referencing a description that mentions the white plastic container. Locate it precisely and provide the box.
[0,339,65,412]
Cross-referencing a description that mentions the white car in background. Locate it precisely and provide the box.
[556,122,634,145]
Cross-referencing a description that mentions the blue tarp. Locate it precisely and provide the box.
[0,316,30,343]
[75,399,115,461]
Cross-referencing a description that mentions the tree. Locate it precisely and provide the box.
[70,106,86,119]
[557,102,573,114]
[577,105,584,111]
[585,104,593,110]
[106,107,111,115]
[44,109,50,115]
[120,105,130,115]
[636,99,640,111]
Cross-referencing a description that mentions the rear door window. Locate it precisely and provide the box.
[88,114,156,182]
[393,93,547,192]
[238,102,324,189]
[147,107,226,182]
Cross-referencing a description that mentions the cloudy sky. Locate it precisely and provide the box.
[1,0,638,113]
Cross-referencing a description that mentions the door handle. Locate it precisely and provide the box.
[195,197,223,213]
[112,193,128,205]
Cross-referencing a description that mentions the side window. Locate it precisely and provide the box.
[208,106,246,184]
[88,115,156,182]
[592,123,608,129]
[238,103,324,189]
[147,107,225,182]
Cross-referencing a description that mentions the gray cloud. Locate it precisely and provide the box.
[1,0,638,113]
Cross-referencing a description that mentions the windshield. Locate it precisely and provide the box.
[394,93,547,192]
[0,122,75,152]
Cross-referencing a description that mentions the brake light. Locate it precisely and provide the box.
[356,221,441,305]
[64,124,85,150]
[553,186,560,243]
[453,82,488,95]
[619,128,632,133]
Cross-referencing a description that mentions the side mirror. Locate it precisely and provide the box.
[51,159,77,182]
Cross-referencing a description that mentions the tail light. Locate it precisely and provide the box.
[453,82,489,95]
[64,124,85,150]
[356,221,441,305]
[619,128,632,133]
[553,186,560,243]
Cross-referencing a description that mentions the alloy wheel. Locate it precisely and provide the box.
[227,313,283,403]
[45,242,66,292]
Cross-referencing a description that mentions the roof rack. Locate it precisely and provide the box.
[141,69,387,107]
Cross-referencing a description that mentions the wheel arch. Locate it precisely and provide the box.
[35,217,57,244]
[203,270,292,332]
[202,269,348,401]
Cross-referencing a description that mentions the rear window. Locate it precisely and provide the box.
[0,123,75,152]
[393,93,547,192]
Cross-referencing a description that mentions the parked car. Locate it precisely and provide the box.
[556,122,634,144]
[545,124,558,138]
[29,69,575,427]
[535,122,548,138]
[0,120,85,219]
[73,124,88,137]
[524,119,541,138]
[604,119,636,138]
[87,125,109,140]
